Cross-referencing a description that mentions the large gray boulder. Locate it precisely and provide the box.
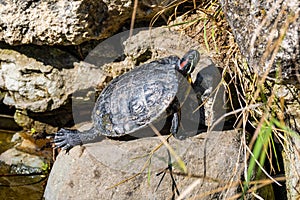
[44,130,245,199]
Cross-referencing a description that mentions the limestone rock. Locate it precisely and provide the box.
[0,0,176,45]
[44,130,244,199]
[0,0,107,45]
[219,0,299,83]
[283,134,300,200]
[123,27,202,62]
[0,147,45,171]
[0,48,108,112]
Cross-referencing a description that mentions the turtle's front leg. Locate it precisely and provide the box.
[54,129,82,151]
[170,112,179,136]
[156,111,181,198]
[54,127,105,152]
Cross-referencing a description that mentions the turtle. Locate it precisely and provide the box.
[54,50,200,151]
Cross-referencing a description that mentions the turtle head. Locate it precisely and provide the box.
[176,50,200,76]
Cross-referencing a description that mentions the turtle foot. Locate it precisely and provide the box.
[54,128,82,151]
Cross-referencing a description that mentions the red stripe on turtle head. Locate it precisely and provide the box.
[180,60,188,70]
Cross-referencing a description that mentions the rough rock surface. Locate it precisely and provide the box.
[123,27,202,61]
[44,130,244,199]
[283,133,300,200]
[0,0,175,45]
[0,48,108,112]
[280,84,300,200]
[0,147,45,170]
[0,0,107,45]
[219,0,299,83]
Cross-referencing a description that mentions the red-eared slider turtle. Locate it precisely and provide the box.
[54,50,200,150]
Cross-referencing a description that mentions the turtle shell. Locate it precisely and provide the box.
[92,55,181,137]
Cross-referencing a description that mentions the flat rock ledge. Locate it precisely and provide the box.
[44,130,244,199]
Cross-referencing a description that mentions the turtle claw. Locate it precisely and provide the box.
[54,128,82,152]
[61,143,73,152]
[54,140,68,149]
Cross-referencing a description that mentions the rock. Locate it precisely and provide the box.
[0,46,109,130]
[280,83,300,200]
[0,0,177,46]
[99,0,177,40]
[44,130,245,199]
[0,48,108,112]
[0,0,107,45]
[274,84,300,132]
[0,47,75,112]
[0,148,45,170]
[86,27,206,81]
[123,27,202,62]
[219,0,299,84]
[12,105,73,133]
[283,133,300,200]
[10,131,22,143]
[0,129,53,166]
